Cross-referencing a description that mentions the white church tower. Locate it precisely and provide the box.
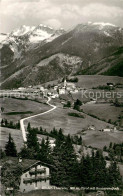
[64,78,67,88]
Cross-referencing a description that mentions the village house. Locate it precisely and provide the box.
[88,125,96,131]
[18,87,26,91]
[54,86,58,91]
[58,88,66,95]
[49,89,59,98]
[40,86,45,91]
[107,82,114,87]
[102,127,118,133]
[19,162,50,193]
[103,128,111,132]
[70,89,79,94]
[107,82,114,89]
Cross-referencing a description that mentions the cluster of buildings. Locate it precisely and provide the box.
[100,127,118,133]
[46,78,80,98]
[15,78,79,99]
[86,125,119,133]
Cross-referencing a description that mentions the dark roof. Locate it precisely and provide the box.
[107,83,114,85]
[23,161,54,173]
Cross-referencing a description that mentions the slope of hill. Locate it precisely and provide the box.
[1,22,123,89]
[37,22,123,66]
[1,53,83,88]
[79,47,123,77]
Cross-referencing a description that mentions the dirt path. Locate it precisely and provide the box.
[20,97,57,142]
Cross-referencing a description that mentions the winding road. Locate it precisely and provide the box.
[20,97,57,142]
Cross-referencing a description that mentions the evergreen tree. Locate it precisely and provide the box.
[5,134,17,157]
[108,161,122,187]
[16,121,20,129]
[19,145,35,159]
[4,119,8,127]
[1,107,4,113]
[115,146,122,161]
[76,99,82,106]
[92,150,107,187]
[55,128,64,147]
[79,154,93,187]
[26,127,39,153]
[50,127,58,138]
[1,119,4,127]
[27,122,31,132]
[109,148,115,160]
[109,142,113,149]
[9,121,14,128]
[0,148,6,159]
[51,134,79,187]
[103,145,107,151]
[38,137,51,163]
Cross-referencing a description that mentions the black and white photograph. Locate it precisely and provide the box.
[0,0,123,195]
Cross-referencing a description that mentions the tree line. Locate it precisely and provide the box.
[1,118,20,129]
[25,123,82,145]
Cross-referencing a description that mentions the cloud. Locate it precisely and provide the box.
[0,0,123,33]
[44,19,61,29]
[59,3,123,29]
[81,3,123,18]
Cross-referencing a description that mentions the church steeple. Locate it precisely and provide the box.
[64,77,67,88]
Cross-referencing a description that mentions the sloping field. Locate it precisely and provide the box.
[25,107,112,135]
[82,103,123,123]
[82,130,123,149]
[0,97,51,122]
[76,75,123,89]
[0,127,23,152]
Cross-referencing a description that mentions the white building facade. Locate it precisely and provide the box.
[20,162,50,193]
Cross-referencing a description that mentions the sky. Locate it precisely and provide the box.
[0,0,123,33]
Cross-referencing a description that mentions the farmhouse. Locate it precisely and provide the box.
[40,86,45,91]
[88,125,96,131]
[107,82,114,89]
[19,161,50,193]
[103,128,111,132]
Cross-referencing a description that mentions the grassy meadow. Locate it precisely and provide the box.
[82,103,123,123]
[0,127,23,152]
[0,97,51,122]
[76,75,123,89]
[25,106,113,135]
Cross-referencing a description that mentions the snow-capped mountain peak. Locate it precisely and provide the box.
[1,24,65,46]
[11,25,36,36]
[87,22,116,30]
[0,24,65,61]
[38,24,53,30]
[92,22,116,27]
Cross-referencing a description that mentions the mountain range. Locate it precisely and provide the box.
[1,22,123,89]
